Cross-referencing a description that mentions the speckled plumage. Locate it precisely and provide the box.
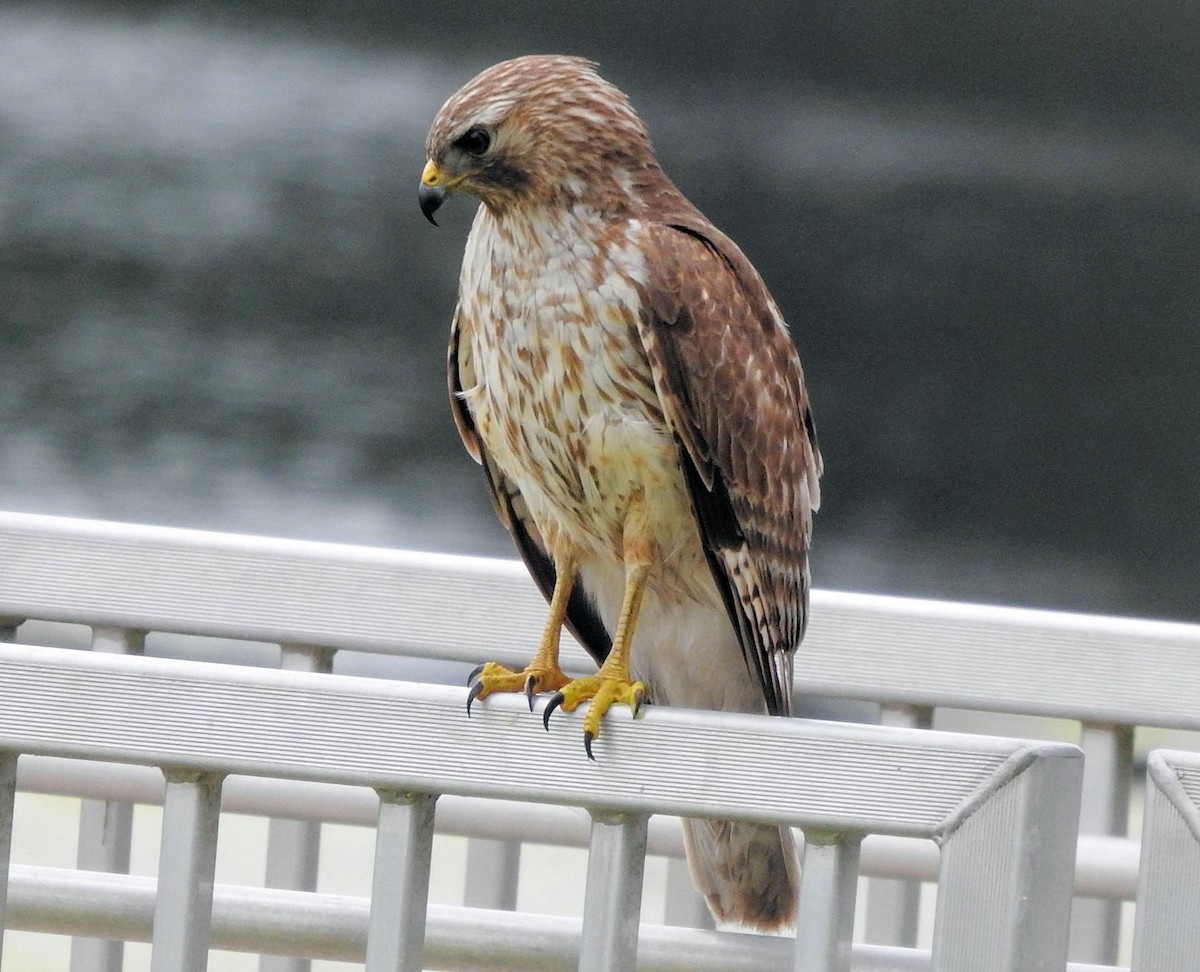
[423,55,822,930]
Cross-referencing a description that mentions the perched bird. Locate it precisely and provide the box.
[420,55,821,930]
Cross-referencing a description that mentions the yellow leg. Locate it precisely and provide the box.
[544,496,653,758]
[467,551,576,713]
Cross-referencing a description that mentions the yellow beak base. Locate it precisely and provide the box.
[419,160,449,225]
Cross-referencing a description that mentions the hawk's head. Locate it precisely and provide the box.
[419,55,662,224]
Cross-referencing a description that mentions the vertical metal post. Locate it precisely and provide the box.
[1071,723,1132,964]
[932,748,1082,972]
[662,853,715,928]
[259,645,333,972]
[150,771,224,972]
[1130,752,1200,972]
[865,705,931,947]
[72,626,145,972]
[463,837,521,911]
[794,832,862,972]
[364,791,438,972]
[0,753,18,959]
[578,809,648,972]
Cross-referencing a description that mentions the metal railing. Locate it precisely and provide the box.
[797,589,1200,963]
[1,510,1198,971]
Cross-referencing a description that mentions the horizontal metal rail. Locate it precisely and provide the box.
[0,642,1084,970]
[0,643,1063,834]
[3,865,1120,972]
[13,755,1139,900]
[803,593,1200,727]
[3,511,1199,727]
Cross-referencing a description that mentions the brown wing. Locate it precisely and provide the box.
[635,220,822,717]
[447,306,612,666]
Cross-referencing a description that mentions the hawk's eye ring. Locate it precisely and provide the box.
[457,127,491,157]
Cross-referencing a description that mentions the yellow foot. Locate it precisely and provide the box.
[543,674,647,760]
[466,660,571,715]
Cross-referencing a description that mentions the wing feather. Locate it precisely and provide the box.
[636,220,822,716]
[448,306,612,666]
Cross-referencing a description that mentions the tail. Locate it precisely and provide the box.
[618,597,800,928]
[681,817,798,930]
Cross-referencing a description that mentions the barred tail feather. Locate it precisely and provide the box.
[681,816,798,930]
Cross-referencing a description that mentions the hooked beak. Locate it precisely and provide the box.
[419,160,447,225]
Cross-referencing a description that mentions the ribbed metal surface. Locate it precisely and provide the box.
[0,643,1052,836]
[934,778,1025,968]
[933,747,1081,971]
[1178,754,1200,817]
[803,591,1200,727]
[0,511,585,667]
[5,512,1200,729]
[1131,751,1200,971]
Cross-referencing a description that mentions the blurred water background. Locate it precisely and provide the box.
[2,0,1198,621]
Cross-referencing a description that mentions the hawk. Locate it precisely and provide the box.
[420,55,821,930]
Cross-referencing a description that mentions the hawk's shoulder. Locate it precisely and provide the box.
[633,215,822,715]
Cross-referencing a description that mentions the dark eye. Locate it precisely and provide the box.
[455,127,491,157]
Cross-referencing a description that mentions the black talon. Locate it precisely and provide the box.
[467,663,486,685]
[631,687,646,719]
[524,673,538,710]
[466,680,485,717]
[543,692,564,731]
[583,730,596,761]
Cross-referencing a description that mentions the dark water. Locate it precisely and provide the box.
[1,6,1198,620]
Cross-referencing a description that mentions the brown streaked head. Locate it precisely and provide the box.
[419,55,666,224]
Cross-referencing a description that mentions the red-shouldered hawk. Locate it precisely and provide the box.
[420,55,822,930]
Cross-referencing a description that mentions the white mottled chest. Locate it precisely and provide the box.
[456,204,687,558]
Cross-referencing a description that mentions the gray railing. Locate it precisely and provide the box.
[1,510,1198,971]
